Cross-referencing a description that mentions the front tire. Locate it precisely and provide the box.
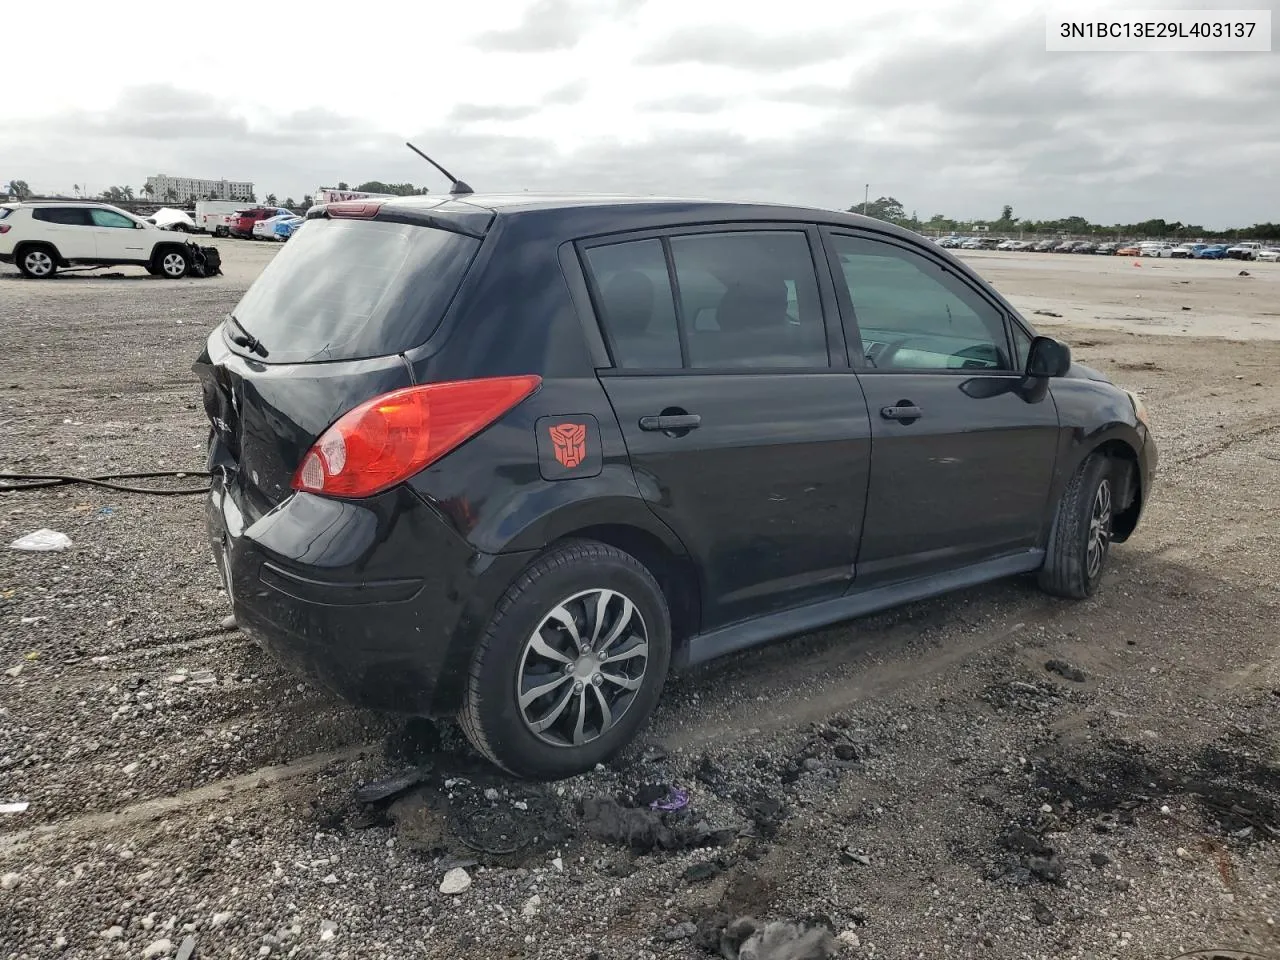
[459,540,671,779]
[155,247,188,279]
[16,245,58,279]
[1039,454,1114,599]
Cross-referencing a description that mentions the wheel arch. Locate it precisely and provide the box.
[14,240,64,268]
[545,522,701,666]
[1091,436,1143,543]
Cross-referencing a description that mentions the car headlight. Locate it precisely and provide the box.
[1125,389,1149,428]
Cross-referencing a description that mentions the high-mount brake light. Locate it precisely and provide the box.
[292,376,542,498]
[325,201,384,219]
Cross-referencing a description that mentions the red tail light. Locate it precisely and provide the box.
[325,201,383,219]
[292,376,541,498]
[0,225,10,234]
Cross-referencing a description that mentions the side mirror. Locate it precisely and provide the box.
[1026,336,1071,378]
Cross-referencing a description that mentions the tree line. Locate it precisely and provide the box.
[850,197,1279,241]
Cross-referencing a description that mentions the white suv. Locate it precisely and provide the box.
[0,201,195,279]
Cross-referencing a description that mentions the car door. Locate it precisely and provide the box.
[31,207,97,259]
[580,226,872,631]
[821,228,1060,587]
[89,208,149,262]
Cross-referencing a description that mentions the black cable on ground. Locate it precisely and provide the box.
[0,471,212,495]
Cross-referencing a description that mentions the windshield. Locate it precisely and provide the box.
[229,218,481,364]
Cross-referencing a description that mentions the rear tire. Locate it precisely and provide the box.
[459,540,671,779]
[1039,454,1114,599]
[16,244,58,279]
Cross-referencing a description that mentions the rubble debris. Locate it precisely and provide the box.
[1033,310,1063,317]
[439,867,471,894]
[1045,659,1087,683]
[721,918,836,960]
[683,858,728,883]
[356,768,432,805]
[641,743,669,763]
[579,796,736,852]
[0,802,29,814]
[661,921,697,941]
[175,936,197,960]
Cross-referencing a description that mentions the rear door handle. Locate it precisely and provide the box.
[639,414,701,432]
[880,403,923,422]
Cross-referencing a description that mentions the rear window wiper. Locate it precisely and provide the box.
[225,314,269,358]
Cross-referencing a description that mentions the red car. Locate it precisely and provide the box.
[229,206,291,239]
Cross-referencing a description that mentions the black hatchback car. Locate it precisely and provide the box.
[194,194,1156,779]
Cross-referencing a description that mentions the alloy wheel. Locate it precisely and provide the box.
[24,250,53,277]
[161,252,187,277]
[1086,478,1112,580]
[516,588,649,748]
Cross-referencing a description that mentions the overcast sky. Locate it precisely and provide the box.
[7,0,1277,227]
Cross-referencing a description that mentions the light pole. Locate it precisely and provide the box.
[863,183,869,215]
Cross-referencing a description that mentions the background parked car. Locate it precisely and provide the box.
[146,207,198,233]
[1140,242,1177,258]
[1095,242,1118,255]
[1032,239,1058,252]
[0,200,197,279]
[1072,241,1098,254]
[229,206,293,239]
[1170,243,1208,259]
[251,214,305,241]
[1116,244,1142,256]
[1227,242,1263,260]
[1258,247,1280,262]
[1194,244,1228,259]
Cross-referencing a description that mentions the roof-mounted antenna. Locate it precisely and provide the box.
[405,142,474,196]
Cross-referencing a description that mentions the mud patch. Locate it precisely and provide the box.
[1029,737,1280,843]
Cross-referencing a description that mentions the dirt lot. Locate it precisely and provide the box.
[1,242,1278,960]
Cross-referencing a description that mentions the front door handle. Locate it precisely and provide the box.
[880,402,923,422]
[639,414,702,432]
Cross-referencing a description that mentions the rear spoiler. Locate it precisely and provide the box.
[306,199,492,239]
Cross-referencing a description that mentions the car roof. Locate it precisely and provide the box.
[376,192,925,242]
[15,199,115,207]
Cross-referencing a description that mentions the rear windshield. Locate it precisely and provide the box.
[230,218,480,364]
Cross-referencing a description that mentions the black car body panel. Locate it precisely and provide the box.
[196,193,1158,721]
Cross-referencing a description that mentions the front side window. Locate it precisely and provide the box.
[90,209,137,229]
[829,234,1012,371]
[669,231,827,369]
[583,239,682,370]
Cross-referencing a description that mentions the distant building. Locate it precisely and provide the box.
[144,174,253,204]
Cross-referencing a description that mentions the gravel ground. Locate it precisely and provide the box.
[1,244,1278,960]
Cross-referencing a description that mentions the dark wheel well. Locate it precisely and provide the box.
[1093,438,1141,542]
[14,240,63,266]
[552,524,700,662]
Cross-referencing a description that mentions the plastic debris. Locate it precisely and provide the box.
[0,802,30,814]
[175,936,197,960]
[355,767,431,805]
[9,529,72,552]
[650,786,690,812]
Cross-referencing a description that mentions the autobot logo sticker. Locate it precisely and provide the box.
[536,414,601,480]
[549,423,587,468]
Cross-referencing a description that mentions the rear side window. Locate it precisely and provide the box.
[583,239,682,370]
[32,208,92,226]
[230,218,480,364]
[669,232,827,369]
[0,208,13,220]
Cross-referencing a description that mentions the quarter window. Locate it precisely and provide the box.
[89,209,137,229]
[583,239,682,370]
[669,231,827,369]
[829,234,1012,371]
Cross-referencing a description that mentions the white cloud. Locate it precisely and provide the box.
[6,0,1278,226]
